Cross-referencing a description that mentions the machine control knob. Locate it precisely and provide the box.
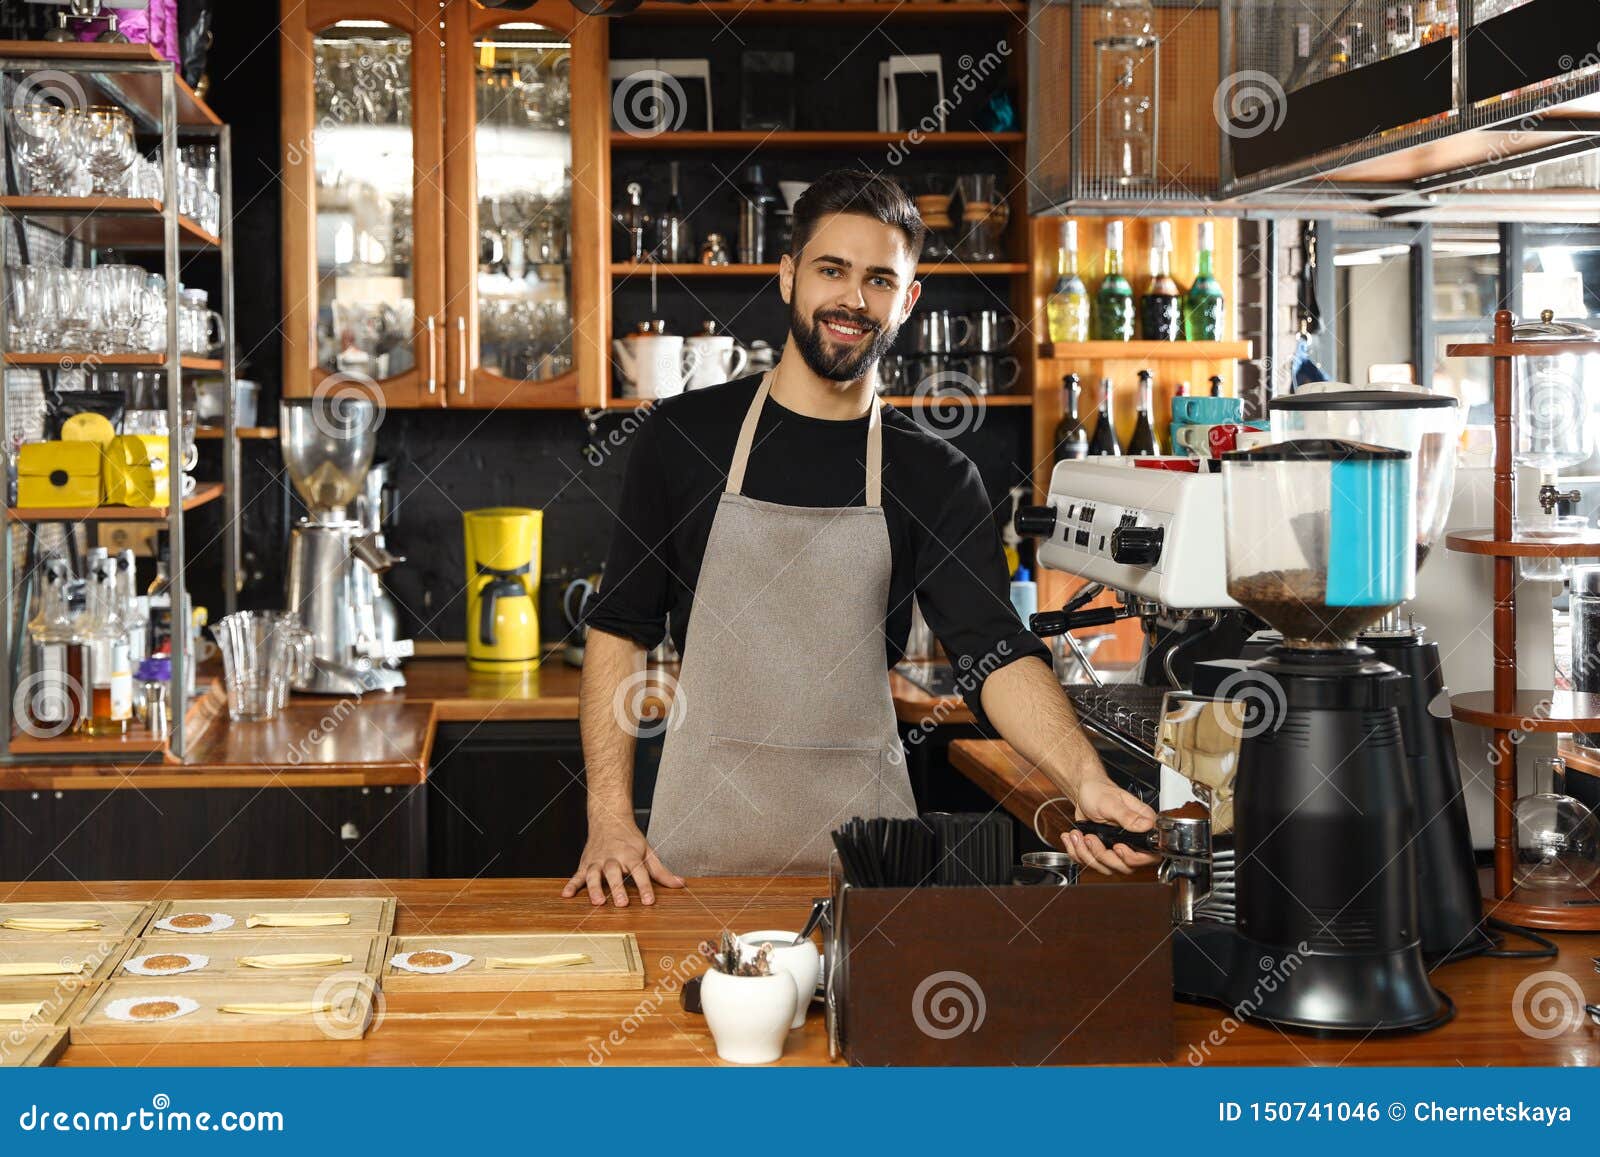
[1014,505,1058,537]
[1110,524,1164,566]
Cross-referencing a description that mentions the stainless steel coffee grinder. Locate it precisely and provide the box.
[281,398,412,695]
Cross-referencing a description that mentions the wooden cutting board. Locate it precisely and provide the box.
[0,901,155,940]
[382,933,644,992]
[117,934,385,981]
[145,897,395,938]
[0,937,130,983]
[1,1026,67,1067]
[70,976,377,1044]
[0,981,97,1027]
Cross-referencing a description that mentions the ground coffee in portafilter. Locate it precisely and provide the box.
[1229,569,1393,646]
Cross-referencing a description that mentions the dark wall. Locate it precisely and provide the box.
[200,4,1032,644]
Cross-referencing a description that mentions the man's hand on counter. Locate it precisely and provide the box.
[1065,778,1160,877]
[561,820,685,907]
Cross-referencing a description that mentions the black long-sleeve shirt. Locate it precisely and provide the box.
[584,374,1048,719]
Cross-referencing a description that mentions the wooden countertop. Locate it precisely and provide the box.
[2,661,968,790]
[10,874,1597,1067]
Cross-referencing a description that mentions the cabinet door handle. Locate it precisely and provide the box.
[424,316,437,395]
[455,316,467,396]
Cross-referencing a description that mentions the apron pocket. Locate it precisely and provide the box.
[703,736,908,874]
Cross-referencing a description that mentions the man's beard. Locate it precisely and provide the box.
[790,302,900,383]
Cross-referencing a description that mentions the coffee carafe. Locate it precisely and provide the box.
[464,507,542,673]
[281,398,413,695]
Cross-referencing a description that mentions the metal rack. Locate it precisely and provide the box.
[0,43,239,763]
[1218,0,1600,212]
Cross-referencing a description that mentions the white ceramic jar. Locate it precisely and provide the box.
[738,931,820,1030]
[699,968,797,1065]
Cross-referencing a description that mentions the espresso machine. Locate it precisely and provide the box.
[281,398,414,695]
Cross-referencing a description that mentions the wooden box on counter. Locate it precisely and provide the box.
[831,882,1172,1066]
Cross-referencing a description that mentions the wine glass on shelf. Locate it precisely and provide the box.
[82,106,136,197]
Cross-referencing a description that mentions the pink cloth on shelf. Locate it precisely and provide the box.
[75,0,180,65]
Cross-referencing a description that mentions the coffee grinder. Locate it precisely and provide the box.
[1172,438,1451,1032]
[281,398,413,695]
[1268,388,1490,961]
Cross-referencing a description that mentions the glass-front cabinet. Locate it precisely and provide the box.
[281,0,605,408]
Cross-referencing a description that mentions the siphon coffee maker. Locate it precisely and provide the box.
[1172,438,1451,1032]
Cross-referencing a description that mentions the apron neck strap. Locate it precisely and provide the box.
[726,370,884,507]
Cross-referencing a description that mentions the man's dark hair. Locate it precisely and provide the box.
[789,169,926,264]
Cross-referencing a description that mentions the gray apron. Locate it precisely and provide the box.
[646,371,918,876]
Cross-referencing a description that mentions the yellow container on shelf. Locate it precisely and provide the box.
[102,434,170,507]
[60,411,116,448]
[15,441,101,508]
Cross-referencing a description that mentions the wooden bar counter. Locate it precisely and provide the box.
[3,874,1594,1067]
[2,662,965,790]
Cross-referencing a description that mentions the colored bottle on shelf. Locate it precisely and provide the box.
[1052,373,1090,463]
[147,542,172,658]
[1046,220,1091,344]
[1139,221,1181,341]
[1088,378,1121,456]
[1184,220,1226,342]
[656,161,690,264]
[1125,369,1158,455]
[82,549,131,736]
[1093,221,1135,342]
[1209,374,1225,397]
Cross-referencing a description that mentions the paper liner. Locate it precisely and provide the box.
[389,949,473,974]
[103,994,200,1022]
[122,953,210,977]
[153,912,236,935]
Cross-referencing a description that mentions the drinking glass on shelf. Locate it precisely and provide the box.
[51,267,93,350]
[9,104,83,195]
[82,106,136,196]
[10,265,55,353]
[954,173,1002,261]
[178,287,225,355]
[93,264,147,353]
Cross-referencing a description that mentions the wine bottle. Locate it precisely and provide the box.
[1088,378,1121,456]
[1139,220,1181,341]
[656,161,689,263]
[1052,373,1089,463]
[1094,221,1135,342]
[1125,369,1158,455]
[1045,220,1090,344]
[1184,221,1226,341]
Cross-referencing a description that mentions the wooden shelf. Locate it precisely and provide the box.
[194,426,278,440]
[3,353,223,372]
[0,40,218,127]
[1449,689,1600,732]
[629,1,1026,19]
[1038,340,1255,361]
[611,130,1025,150]
[8,480,224,523]
[1446,340,1600,358]
[0,197,219,249]
[1446,528,1600,558]
[612,261,1028,276]
[9,726,168,758]
[604,393,1029,410]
